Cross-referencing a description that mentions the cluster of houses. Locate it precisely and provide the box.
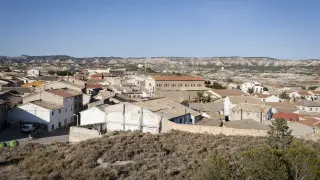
[0,67,319,139]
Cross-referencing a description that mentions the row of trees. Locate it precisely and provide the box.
[197,118,320,180]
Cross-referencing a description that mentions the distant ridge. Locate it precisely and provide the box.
[0,56,319,67]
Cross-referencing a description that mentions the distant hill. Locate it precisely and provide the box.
[1,55,320,67]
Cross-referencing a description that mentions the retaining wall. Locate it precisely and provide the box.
[69,126,103,143]
[165,120,268,136]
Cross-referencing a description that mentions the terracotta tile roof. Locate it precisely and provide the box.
[309,91,320,94]
[272,112,299,122]
[153,76,204,81]
[298,116,320,127]
[251,93,271,98]
[212,89,248,97]
[297,91,311,96]
[46,89,75,98]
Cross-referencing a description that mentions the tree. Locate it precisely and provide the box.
[48,70,56,75]
[195,92,211,103]
[247,88,254,94]
[204,80,211,85]
[279,92,290,99]
[211,82,226,89]
[267,118,293,149]
[194,156,232,180]
[226,78,233,83]
[242,148,289,180]
[263,87,268,91]
[307,86,318,90]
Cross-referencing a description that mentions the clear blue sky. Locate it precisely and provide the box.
[0,0,319,59]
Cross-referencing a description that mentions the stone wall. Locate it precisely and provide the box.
[165,120,267,136]
[69,126,103,143]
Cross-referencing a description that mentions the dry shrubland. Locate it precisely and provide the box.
[0,130,318,180]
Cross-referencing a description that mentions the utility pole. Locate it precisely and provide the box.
[122,104,126,131]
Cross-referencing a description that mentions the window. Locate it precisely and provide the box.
[59,109,61,113]
[247,112,250,116]
[171,84,175,87]
[71,106,73,111]
[52,124,54,130]
[52,111,54,115]
[179,84,182,87]
[310,108,312,111]
[58,122,61,127]
[198,84,201,87]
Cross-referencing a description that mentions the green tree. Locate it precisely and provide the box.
[211,82,226,89]
[247,88,254,94]
[267,118,293,149]
[194,156,232,180]
[307,86,318,90]
[279,92,290,99]
[285,141,320,180]
[242,148,288,180]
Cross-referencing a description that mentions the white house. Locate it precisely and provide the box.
[80,103,162,134]
[230,103,273,122]
[252,93,280,102]
[224,96,264,121]
[8,100,74,131]
[240,82,264,93]
[295,100,320,113]
[289,91,312,100]
[27,69,40,77]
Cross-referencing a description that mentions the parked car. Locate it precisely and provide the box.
[21,124,36,133]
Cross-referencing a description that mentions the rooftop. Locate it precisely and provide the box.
[251,93,271,99]
[272,112,299,122]
[188,102,223,113]
[22,81,46,88]
[212,89,248,97]
[223,119,270,130]
[297,91,311,96]
[228,96,264,105]
[46,88,81,98]
[132,98,201,120]
[31,100,63,110]
[153,76,204,81]
[266,102,297,108]
[232,103,271,113]
[295,100,320,107]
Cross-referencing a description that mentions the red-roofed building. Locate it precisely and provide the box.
[272,112,299,122]
[89,73,112,80]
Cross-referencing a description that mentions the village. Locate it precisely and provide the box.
[0,66,320,144]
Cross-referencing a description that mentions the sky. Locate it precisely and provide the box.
[0,0,320,59]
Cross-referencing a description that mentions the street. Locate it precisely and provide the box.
[0,126,69,145]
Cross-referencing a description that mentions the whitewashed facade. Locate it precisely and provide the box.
[27,69,40,77]
[8,102,74,131]
[80,103,162,134]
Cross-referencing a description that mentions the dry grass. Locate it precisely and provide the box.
[0,130,300,180]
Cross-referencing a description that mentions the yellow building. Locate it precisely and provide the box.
[22,81,46,88]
